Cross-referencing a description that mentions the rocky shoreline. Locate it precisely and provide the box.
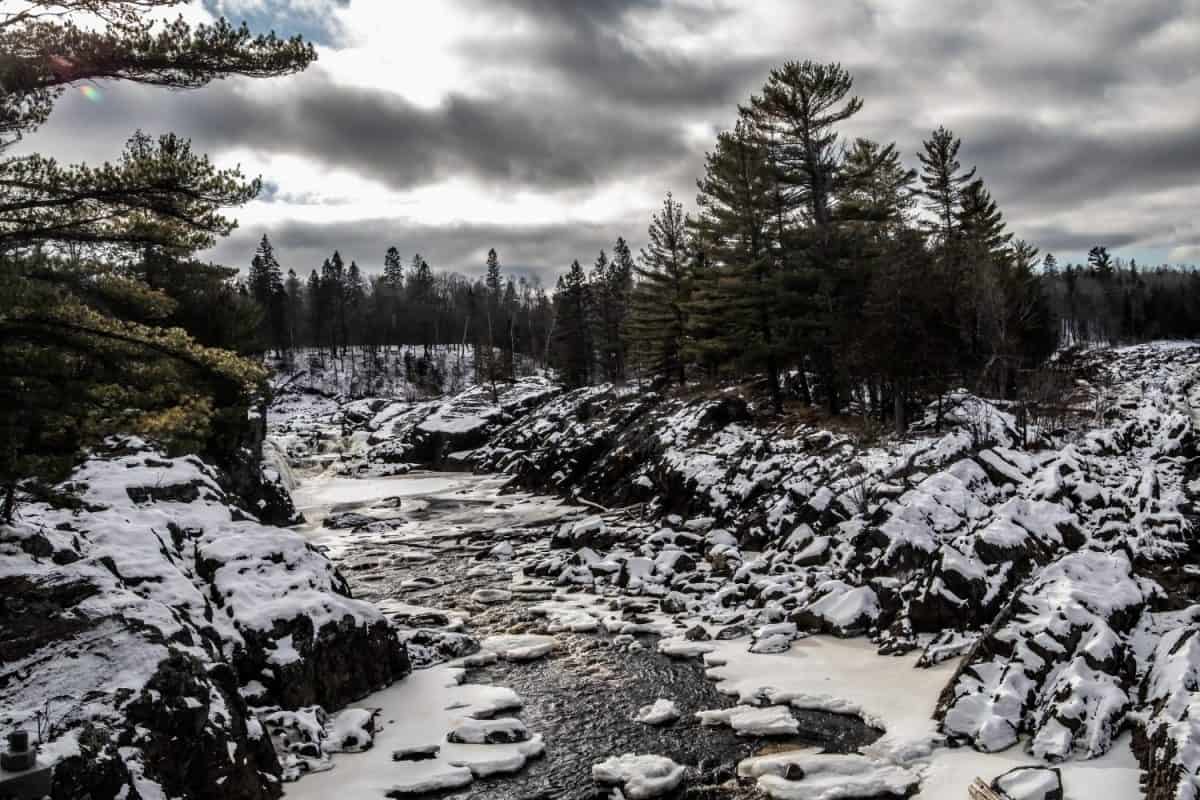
[0,440,409,799]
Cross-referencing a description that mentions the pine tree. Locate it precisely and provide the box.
[306,269,323,358]
[408,253,436,356]
[321,251,347,354]
[956,177,1012,371]
[744,60,862,229]
[631,192,692,387]
[958,179,1012,257]
[608,237,635,382]
[917,126,976,243]
[481,248,504,399]
[502,277,519,379]
[381,246,404,345]
[344,260,365,347]
[837,138,916,232]
[551,261,593,388]
[383,246,405,287]
[0,1,313,513]
[485,248,502,296]
[588,249,615,382]
[248,234,286,354]
[689,123,784,409]
[1088,246,1114,279]
[742,61,865,413]
[284,268,303,355]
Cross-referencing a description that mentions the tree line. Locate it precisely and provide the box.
[1041,248,1200,345]
[241,50,1200,435]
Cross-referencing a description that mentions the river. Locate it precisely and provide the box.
[283,469,878,799]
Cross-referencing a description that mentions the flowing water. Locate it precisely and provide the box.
[291,470,879,799]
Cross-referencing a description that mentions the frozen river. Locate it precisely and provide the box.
[285,471,781,798]
[283,469,1145,800]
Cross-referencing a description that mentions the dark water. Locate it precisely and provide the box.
[301,474,880,799]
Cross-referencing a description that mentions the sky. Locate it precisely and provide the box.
[28,0,1200,283]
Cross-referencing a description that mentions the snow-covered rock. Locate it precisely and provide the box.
[739,751,920,800]
[445,716,529,744]
[0,440,409,799]
[634,699,680,726]
[592,753,686,799]
[697,704,799,736]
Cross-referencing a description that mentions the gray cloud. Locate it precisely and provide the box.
[463,0,768,111]
[33,68,695,192]
[22,0,1200,267]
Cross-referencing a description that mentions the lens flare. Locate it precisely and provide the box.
[80,85,102,102]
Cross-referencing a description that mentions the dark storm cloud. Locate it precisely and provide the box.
[958,113,1200,208]
[32,68,694,191]
[464,0,769,111]
[210,216,645,285]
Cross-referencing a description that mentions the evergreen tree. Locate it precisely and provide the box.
[344,260,365,346]
[481,248,504,398]
[381,246,404,344]
[631,192,693,387]
[408,253,436,355]
[1088,245,1114,279]
[0,0,313,515]
[744,60,862,229]
[743,61,865,412]
[284,268,303,354]
[551,260,592,388]
[321,251,346,354]
[306,269,324,358]
[383,246,405,287]
[917,126,976,243]
[248,234,286,354]
[608,237,635,382]
[837,138,916,232]
[689,123,786,410]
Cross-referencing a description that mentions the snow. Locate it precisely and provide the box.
[277,341,1200,800]
[993,766,1061,800]
[293,474,471,510]
[740,751,919,800]
[697,704,799,736]
[592,753,686,799]
[284,664,543,799]
[0,441,392,796]
[634,699,680,726]
[446,717,528,744]
[804,583,879,630]
[657,637,717,658]
[479,634,558,662]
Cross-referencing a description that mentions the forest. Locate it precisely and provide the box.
[241,64,1200,431]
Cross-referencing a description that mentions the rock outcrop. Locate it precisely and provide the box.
[0,439,408,799]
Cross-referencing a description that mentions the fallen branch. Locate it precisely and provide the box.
[573,496,611,513]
